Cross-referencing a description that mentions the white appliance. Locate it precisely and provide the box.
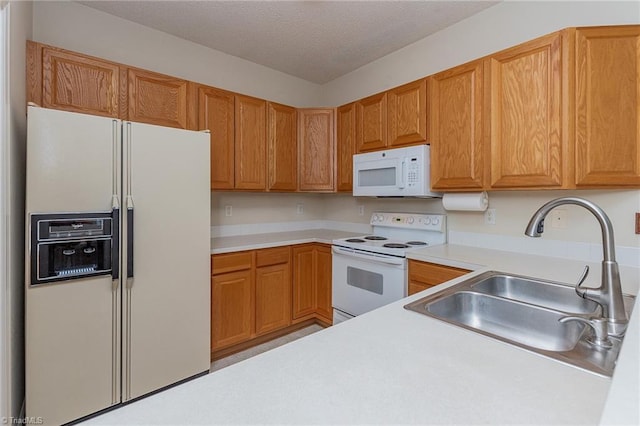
[332,212,446,323]
[352,145,441,198]
[25,106,211,425]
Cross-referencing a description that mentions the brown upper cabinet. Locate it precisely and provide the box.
[336,103,356,192]
[486,30,570,189]
[356,92,387,152]
[198,85,235,189]
[27,41,193,129]
[298,108,335,192]
[574,25,640,187]
[267,103,298,191]
[429,60,486,191]
[387,79,428,147]
[127,68,192,129]
[234,95,267,190]
[27,41,126,118]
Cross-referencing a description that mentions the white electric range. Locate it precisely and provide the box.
[331,212,447,324]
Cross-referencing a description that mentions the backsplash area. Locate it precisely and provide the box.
[211,189,640,266]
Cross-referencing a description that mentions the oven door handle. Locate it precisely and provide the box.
[332,246,406,266]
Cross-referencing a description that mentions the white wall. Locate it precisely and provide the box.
[320,1,640,105]
[2,0,31,419]
[31,1,321,107]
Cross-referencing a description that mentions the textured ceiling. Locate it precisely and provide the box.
[76,1,499,84]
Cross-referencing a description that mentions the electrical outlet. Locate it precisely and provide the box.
[484,208,496,225]
[551,209,568,229]
[636,212,640,234]
[358,205,365,216]
[296,203,304,215]
[224,205,232,217]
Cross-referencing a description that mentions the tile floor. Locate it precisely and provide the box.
[210,324,324,372]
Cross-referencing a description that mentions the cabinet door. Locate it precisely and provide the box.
[235,95,267,190]
[267,103,297,191]
[356,92,387,152]
[255,263,292,336]
[430,60,486,190]
[575,25,640,187]
[298,109,335,191]
[292,245,316,320]
[337,103,356,192]
[487,31,569,189]
[128,68,190,129]
[388,79,427,147]
[38,43,124,118]
[198,86,235,190]
[315,245,333,323]
[211,270,254,351]
[408,260,470,296]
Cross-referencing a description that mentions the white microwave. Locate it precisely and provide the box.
[352,145,441,197]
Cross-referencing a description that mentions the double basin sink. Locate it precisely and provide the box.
[404,271,635,376]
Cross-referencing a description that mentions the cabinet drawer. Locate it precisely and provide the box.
[212,251,254,275]
[408,260,470,286]
[256,246,290,267]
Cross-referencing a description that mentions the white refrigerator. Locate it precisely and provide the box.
[25,106,211,425]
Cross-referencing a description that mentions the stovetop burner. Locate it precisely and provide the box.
[383,243,409,249]
[364,235,387,241]
[406,241,427,246]
[346,238,365,243]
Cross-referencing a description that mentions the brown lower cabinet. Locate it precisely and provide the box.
[292,243,332,324]
[211,244,331,357]
[408,260,471,295]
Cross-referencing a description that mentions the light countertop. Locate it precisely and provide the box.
[88,242,639,425]
[211,229,359,254]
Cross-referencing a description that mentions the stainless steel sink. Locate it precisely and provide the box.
[427,291,586,352]
[470,273,599,314]
[405,271,635,376]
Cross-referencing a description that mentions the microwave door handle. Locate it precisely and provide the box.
[398,159,407,189]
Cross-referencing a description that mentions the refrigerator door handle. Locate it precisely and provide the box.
[111,206,120,281]
[127,206,134,279]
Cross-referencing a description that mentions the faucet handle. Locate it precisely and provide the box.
[559,315,613,348]
[574,265,590,296]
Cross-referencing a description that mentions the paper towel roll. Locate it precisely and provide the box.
[442,192,489,212]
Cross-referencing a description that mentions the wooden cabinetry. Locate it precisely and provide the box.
[292,244,332,324]
[430,60,486,190]
[387,79,428,147]
[356,92,387,152]
[198,85,235,189]
[486,31,570,189]
[298,109,335,191]
[255,247,292,335]
[235,95,267,190]
[127,68,192,129]
[267,103,297,191]
[336,103,356,192]
[408,260,470,295]
[27,41,126,118]
[575,25,640,187]
[211,252,254,351]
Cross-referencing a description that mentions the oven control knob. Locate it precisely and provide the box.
[407,217,414,224]
[432,217,440,226]
[377,214,385,222]
[424,217,432,225]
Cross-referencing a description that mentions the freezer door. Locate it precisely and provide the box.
[121,121,211,400]
[26,106,120,213]
[25,276,121,425]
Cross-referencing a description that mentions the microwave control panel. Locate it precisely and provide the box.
[406,157,419,187]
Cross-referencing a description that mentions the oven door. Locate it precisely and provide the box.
[332,246,407,317]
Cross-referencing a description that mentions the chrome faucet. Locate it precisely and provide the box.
[524,197,628,337]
